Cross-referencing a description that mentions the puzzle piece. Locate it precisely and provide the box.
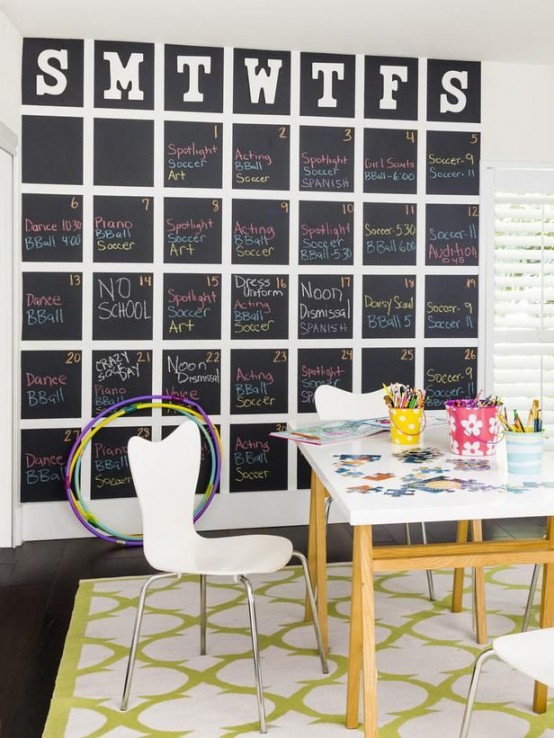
[333,453,381,463]
[364,472,395,481]
[449,458,492,471]
[346,484,385,494]
[393,447,443,464]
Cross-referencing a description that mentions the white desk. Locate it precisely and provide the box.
[300,425,554,738]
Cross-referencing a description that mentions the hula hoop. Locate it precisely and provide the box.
[64,395,222,546]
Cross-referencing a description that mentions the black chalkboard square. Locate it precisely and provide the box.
[22,272,83,341]
[297,347,353,413]
[232,123,290,191]
[232,199,290,265]
[229,423,288,492]
[233,48,291,115]
[299,125,354,193]
[22,38,84,107]
[22,115,83,185]
[93,272,154,341]
[164,121,223,188]
[230,348,289,414]
[425,203,479,267]
[162,348,221,415]
[298,274,354,339]
[427,59,481,123]
[231,273,289,340]
[21,349,82,420]
[364,56,418,120]
[20,427,79,503]
[423,346,478,410]
[298,200,354,266]
[300,52,356,118]
[362,274,416,339]
[426,131,480,196]
[163,273,222,341]
[164,197,222,264]
[22,193,83,263]
[362,202,417,266]
[424,274,478,339]
[363,128,417,195]
[362,347,415,393]
[90,425,145,500]
[93,118,154,187]
[165,45,224,112]
[92,349,153,418]
[94,41,155,110]
[93,195,154,263]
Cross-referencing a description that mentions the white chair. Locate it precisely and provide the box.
[314,385,435,601]
[120,420,328,734]
[459,626,554,737]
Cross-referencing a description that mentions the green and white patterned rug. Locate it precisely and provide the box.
[44,563,554,737]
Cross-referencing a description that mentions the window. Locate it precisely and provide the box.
[485,167,554,443]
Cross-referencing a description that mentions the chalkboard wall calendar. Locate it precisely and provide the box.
[19,41,481,523]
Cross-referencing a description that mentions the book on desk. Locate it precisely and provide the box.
[269,414,447,445]
[269,418,388,445]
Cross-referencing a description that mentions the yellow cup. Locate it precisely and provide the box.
[389,407,424,445]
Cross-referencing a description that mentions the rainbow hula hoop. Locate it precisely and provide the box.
[64,395,222,546]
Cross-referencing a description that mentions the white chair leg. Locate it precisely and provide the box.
[522,564,540,632]
[292,550,329,674]
[200,574,207,654]
[237,574,267,734]
[459,648,497,738]
[120,571,179,711]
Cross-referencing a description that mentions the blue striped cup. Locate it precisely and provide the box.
[505,431,544,475]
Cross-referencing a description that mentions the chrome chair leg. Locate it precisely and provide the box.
[522,563,540,632]
[120,571,179,711]
[324,494,333,525]
[292,550,329,674]
[200,574,207,654]
[238,574,267,734]
[459,648,497,738]
[420,522,436,601]
[404,522,412,545]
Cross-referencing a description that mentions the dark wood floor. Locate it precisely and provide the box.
[0,516,546,738]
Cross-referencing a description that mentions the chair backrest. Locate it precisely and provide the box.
[127,420,201,571]
[314,385,385,421]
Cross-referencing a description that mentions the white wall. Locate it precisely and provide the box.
[482,61,554,164]
[0,10,19,547]
[0,10,21,133]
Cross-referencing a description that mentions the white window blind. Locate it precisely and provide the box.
[491,169,554,441]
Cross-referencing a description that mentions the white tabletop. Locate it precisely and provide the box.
[300,423,554,526]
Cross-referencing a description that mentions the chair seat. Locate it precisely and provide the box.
[493,626,554,687]
[152,533,294,577]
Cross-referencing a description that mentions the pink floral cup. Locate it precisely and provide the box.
[445,400,503,457]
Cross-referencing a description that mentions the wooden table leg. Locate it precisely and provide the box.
[305,470,318,622]
[346,526,377,738]
[451,519,487,643]
[452,519,469,612]
[360,526,378,738]
[470,520,487,644]
[534,516,554,712]
[346,525,363,729]
[305,472,329,654]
